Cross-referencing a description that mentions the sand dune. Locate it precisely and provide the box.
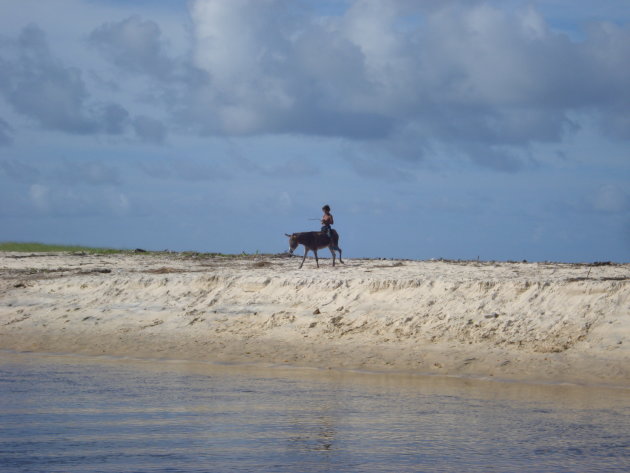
[1,252,628,386]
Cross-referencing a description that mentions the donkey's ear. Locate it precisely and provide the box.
[284,233,292,237]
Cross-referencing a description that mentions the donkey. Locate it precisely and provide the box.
[285,230,343,269]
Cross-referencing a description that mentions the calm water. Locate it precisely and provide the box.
[0,352,629,473]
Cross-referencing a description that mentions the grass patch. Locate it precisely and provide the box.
[0,242,128,254]
[0,242,274,258]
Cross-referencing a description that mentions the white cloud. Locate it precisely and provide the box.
[25,181,131,217]
[1,0,629,170]
[0,24,132,136]
[183,0,630,168]
[88,15,176,78]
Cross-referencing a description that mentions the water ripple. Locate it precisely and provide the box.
[1,352,629,473]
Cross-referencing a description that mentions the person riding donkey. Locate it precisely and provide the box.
[320,205,334,239]
[285,204,342,268]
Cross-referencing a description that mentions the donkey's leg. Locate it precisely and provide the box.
[329,246,336,266]
[314,249,319,268]
[332,236,343,264]
[299,248,309,269]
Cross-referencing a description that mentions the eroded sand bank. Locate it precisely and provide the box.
[1,252,628,386]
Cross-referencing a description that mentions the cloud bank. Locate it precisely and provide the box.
[1,0,628,170]
[184,0,630,168]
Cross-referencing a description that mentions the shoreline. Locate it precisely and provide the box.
[1,252,629,387]
[4,348,630,394]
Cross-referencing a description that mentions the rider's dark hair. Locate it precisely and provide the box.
[322,205,331,211]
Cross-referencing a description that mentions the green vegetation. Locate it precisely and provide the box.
[0,242,128,254]
[0,242,275,258]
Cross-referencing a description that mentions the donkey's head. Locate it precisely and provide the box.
[284,233,298,254]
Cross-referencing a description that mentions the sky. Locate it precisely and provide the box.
[0,0,629,262]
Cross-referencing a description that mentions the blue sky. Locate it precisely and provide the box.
[0,0,628,262]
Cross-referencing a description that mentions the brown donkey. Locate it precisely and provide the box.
[285,230,343,268]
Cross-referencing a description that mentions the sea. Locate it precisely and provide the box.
[1,351,628,473]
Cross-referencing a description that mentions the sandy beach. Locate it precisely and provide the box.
[1,252,628,387]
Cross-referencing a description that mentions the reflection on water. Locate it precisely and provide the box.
[0,352,629,473]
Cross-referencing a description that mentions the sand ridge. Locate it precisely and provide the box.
[1,252,629,386]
